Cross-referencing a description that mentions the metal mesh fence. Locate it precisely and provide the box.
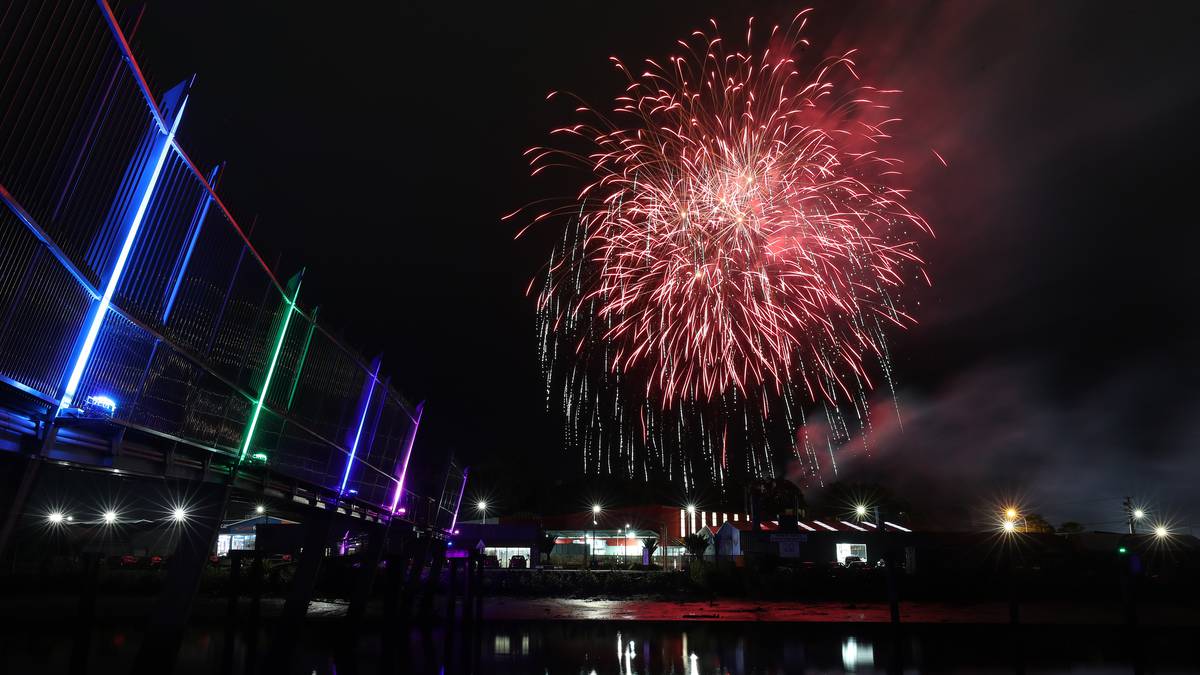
[0,0,440,518]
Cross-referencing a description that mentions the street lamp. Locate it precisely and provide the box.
[591,504,602,569]
[854,504,868,520]
[171,507,188,523]
[103,510,118,525]
[476,500,488,523]
[255,504,265,515]
[1003,520,1016,533]
[48,511,64,525]
[1133,509,1145,520]
[624,524,632,566]
[1154,525,1169,539]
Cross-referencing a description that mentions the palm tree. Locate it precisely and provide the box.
[679,533,709,565]
[641,538,658,567]
[539,533,557,565]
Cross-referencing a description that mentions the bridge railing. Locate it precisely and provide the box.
[0,1,435,517]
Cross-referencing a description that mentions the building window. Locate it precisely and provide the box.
[835,543,868,565]
[483,546,532,568]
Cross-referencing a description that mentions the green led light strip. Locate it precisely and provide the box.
[238,272,302,464]
[285,306,319,410]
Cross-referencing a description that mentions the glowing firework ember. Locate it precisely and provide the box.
[513,10,931,489]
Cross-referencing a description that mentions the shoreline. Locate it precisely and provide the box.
[3,593,1198,627]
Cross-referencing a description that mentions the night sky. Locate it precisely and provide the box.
[133,2,1200,531]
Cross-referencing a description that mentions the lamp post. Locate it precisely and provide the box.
[476,500,488,524]
[1124,497,1145,535]
[624,524,632,566]
[591,504,601,569]
[999,506,1024,625]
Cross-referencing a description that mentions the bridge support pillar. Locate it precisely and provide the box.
[264,506,337,675]
[399,535,432,619]
[348,520,388,621]
[419,539,447,619]
[381,528,414,621]
[132,480,231,675]
[0,454,41,564]
[281,506,336,623]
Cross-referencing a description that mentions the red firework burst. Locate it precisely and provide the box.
[515,10,931,486]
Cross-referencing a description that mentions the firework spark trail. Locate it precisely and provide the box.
[513,10,932,489]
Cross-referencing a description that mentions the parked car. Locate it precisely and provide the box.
[480,554,500,569]
[508,554,527,569]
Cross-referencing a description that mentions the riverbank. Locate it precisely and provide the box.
[3,592,1199,626]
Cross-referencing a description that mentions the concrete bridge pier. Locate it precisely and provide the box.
[347,519,389,621]
[281,507,337,623]
[380,526,417,621]
[0,446,44,564]
[131,480,232,675]
[398,534,433,619]
[418,539,447,619]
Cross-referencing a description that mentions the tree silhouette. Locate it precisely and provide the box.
[679,533,709,562]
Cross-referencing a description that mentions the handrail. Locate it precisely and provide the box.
[95,0,410,412]
[1,185,404,497]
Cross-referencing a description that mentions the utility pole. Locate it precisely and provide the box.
[1123,496,1134,534]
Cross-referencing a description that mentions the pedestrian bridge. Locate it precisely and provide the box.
[0,1,466,556]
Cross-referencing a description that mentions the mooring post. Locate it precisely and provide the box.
[1007,553,1020,626]
[470,550,484,623]
[382,553,402,621]
[227,550,243,618]
[248,551,264,624]
[445,557,459,622]
[68,551,102,674]
[885,532,900,624]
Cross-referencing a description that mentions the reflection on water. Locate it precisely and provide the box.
[1,619,1196,674]
[840,637,873,671]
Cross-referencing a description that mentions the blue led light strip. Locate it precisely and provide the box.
[162,163,221,322]
[339,359,382,495]
[59,95,188,411]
